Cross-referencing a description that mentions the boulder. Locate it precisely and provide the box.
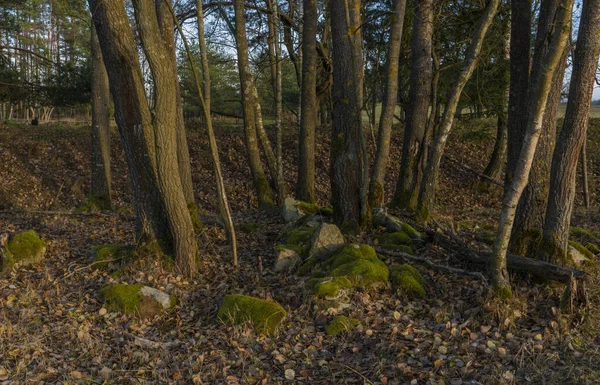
[281,197,320,223]
[390,264,426,298]
[568,241,594,266]
[307,223,345,262]
[2,230,47,272]
[217,294,286,334]
[100,284,175,318]
[326,316,361,336]
[274,246,301,272]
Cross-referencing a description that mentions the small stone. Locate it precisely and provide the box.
[498,347,507,358]
[70,371,83,380]
[438,346,448,354]
[366,329,373,336]
[455,360,465,368]
[99,308,107,316]
[434,336,442,344]
[284,369,295,381]
[534,344,544,352]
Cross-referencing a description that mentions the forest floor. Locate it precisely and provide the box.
[1,118,600,385]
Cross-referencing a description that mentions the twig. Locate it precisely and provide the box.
[342,365,375,385]
[376,247,489,287]
[57,258,121,282]
[444,156,503,186]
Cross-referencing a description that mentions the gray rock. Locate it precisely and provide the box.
[568,245,589,266]
[140,286,174,310]
[274,247,301,272]
[282,197,303,223]
[307,223,345,261]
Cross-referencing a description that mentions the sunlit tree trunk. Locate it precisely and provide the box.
[540,0,600,263]
[368,0,407,209]
[491,0,573,293]
[90,24,112,210]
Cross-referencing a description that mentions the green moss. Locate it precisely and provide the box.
[286,226,316,246]
[376,232,412,246]
[323,244,377,270]
[5,230,47,270]
[494,286,513,299]
[307,276,353,298]
[570,227,600,243]
[390,265,426,298]
[275,244,304,255]
[298,201,320,215]
[381,244,414,255]
[368,181,384,209]
[187,202,204,232]
[310,270,327,279]
[256,175,275,210]
[91,244,135,270]
[415,205,430,226]
[401,223,422,240]
[217,294,286,335]
[586,243,600,254]
[240,222,262,233]
[79,195,112,213]
[569,241,595,261]
[101,284,173,318]
[329,258,389,288]
[319,206,334,216]
[326,316,360,336]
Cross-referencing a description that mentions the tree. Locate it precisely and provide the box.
[89,24,111,210]
[540,0,600,263]
[392,0,433,210]
[368,0,407,209]
[89,0,199,276]
[296,0,318,203]
[490,0,573,293]
[233,0,275,208]
[329,0,368,232]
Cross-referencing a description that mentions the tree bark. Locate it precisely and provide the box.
[368,0,407,209]
[233,0,275,208]
[329,0,368,232]
[540,0,600,263]
[90,24,112,210]
[392,0,433,210]
[490,0,573,292]
[296,0,318,203]
[416,0,501,224]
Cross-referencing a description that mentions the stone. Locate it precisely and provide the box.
[568,243,593,266]
[2,230,47,272]
[217,294,286,335]
[281,197,318,223]
[100,284,175,318]
[273,247,301,272]
[307,223,345,262]
[326,316,360,336]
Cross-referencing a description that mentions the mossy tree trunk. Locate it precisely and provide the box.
[233,0,275,208]
[90,24,112,210]
[391,0,433,210]
[368,0,407,209]
[89,0,199,277]
[415,0,501,224]
[490,0,573,292]
[540,0,600,263]
[296,0,318,203]
[329,0,368,232]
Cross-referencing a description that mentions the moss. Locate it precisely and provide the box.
[240,222,262,233]
[187,202,204,232]
[323,244,377,270]
[286,226,316,246]
[275,244,304,255]
[217,294,286,335]
[91,244,135,270]
[307,276,353,298]
[368,181,384,209]
[319,206,334,217]
[101,284,173,318]
[390,265,426,298]
[570,227,600,244]
[5,230,47,270]
[256,175,275,209]
[401,223,421,240]
[586,243,600,254]
[79,195,112,213]
[326,316,360,336]
[569,241,595,261]
[415,205,430,226]
[381,244,414,255]
[310,270,327,279]
[297,201,320,215]
[329,258,389,288]
[376,232,412,246]
[297,257,318,276]
[494,286,513,299]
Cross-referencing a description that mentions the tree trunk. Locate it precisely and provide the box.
[296,0,318,203]
[581,137,590,209]
[490,0,573,293]
[329,0,368,233]
[540,0,600,263]
[368,0,407,209]
[416,0,501,224]
[90,0,199,276]
[392,0,433,210]
[90,24,112,210]
[233,0,275,208]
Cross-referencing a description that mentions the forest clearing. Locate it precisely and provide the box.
[2,0,600,383]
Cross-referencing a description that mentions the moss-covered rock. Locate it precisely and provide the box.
[306,223,345,262]
[326,316,360,336]
[400,223,422,240]
[376,232,412,246]
[390,264,426,298]
[240,222,262,233]
[329,258,389,288]
[586,242,600,254]
[322,244,377,270]
[286,226,316,247]
[297,201,320,215]
[91,244,135,270]
[3,230,47,271]
[101,284,175,318]
[570,227,600,244]
[568,241,595,265]
[217,294,286,334]
[307,276,353,298]
[273,246,301,272]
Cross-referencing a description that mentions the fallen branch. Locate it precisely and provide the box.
[376,247,489,287]
[444,156,503,187]
[0,209,134,220]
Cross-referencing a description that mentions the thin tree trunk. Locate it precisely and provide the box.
[233,0,275,208]
[392,0,433,210]
[581,137,590,209]
[368,0,407,209]
[491,0,573,292]
[416,0,501,224]
[329,0,368,232]
[296,0,318,203]
[273,0,285,202]
[90,24,112,210]
[540,0,600,263]
[252,84,278,186]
